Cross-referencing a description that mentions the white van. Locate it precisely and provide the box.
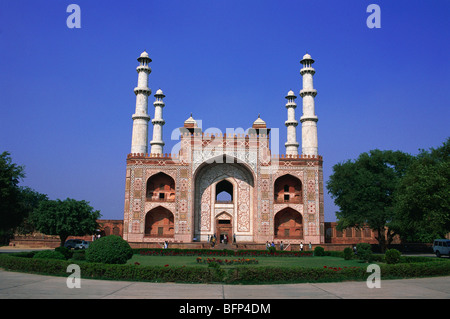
[432,239,450,258]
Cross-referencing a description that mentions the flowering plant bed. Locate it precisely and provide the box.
[196,257,259,265]
[323,266,360,271]
[135,248,313,257]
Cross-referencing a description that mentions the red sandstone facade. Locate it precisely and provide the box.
[123,119,325,246]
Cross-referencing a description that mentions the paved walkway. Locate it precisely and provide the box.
[0,270,449,299]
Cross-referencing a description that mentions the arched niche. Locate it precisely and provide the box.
[274,174,302,204]
[274,207,303,239]
[144,206,174,237]
[146,172,175,202]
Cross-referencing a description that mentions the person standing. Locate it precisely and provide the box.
[300,242,304,251]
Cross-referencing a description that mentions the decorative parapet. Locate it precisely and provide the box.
[127,153,178,159]
[272,154,323,160]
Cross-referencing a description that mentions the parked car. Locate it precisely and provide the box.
[74,240,90,250]
[64,239,83,249]
[432,239,450,258]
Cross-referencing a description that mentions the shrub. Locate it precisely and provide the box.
[208,261,220,269]
[385,249,401,264]
[86,235,133,264]
[268,246,276,254]
[11,251,36,258]
[55,246,72,260]
[343,247,353,260]
[314,246,325,256]
[71,250,86,261]
[356,243,373,262]
[33,250,66,260]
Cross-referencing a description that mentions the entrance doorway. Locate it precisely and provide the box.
[215,213,232,244]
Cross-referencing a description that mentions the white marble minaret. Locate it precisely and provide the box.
[299,53,318,156]
[131,51,152,154]
[284,90,299,156]
[150,89,166,154]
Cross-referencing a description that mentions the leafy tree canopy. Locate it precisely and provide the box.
[0,151,26,231]
[327,149,414,248]
[393,138,450,242]
[31,198,101,246]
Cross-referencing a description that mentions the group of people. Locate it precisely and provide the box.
[91,234,101,241]
[208,234,236,247]
[266,241,313,251]
[209,234,217,247]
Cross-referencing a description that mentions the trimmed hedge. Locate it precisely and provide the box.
[0,254,223,283]
[33,250,66,260]
[1,253,449,284]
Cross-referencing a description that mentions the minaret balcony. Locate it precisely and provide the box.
[300,67,315,76]
[151,119,165,125]
[299,89,317,98]
[300,115,318,123]
[132,113,150,121]
[285,102,297,108]
[285,120,298,127]
[285,141,299,147]
[136,65,152,73]
[134,87,152,96]
[153,101,165,107]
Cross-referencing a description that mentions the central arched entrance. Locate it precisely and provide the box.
[215,212,232,243]
[193,156,254,242]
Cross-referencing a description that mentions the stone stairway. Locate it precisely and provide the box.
[211,243,238,251]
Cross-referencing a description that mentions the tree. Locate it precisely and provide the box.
[15,187,49,234]
[0,152,48,244]
[327,149,413,251]
[393,138,450,242]
[31,198,101,246]
[0,151,25,232]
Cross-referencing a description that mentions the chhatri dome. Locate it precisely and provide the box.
[184,113,198,128]
[252,114,267,128]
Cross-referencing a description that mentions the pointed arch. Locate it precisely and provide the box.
[216,179,233,202]
[274,208,303,239]
[144,206,174,237]
[274,174,303,204]
[146,172,175,201]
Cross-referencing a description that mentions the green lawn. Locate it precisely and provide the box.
[128,254,366,269]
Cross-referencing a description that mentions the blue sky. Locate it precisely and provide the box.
[0,1,449,222]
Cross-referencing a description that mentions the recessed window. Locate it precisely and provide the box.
[216,180,233,202]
